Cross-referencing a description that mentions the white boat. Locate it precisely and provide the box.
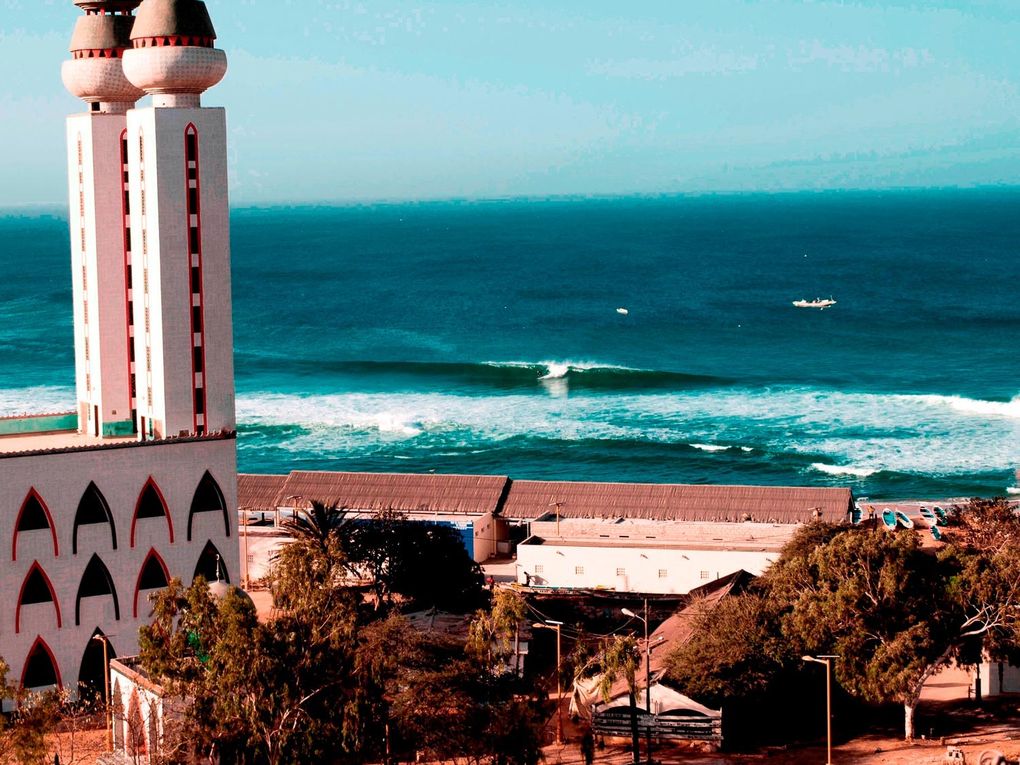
[616,307,629,315]
[793,298,837,309]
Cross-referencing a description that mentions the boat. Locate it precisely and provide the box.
[895,511,914,529]
[616,307,629,315]
[933,506,949,525]
[852,504,864,525]
[931,526,943,542]
[919,507,936,525]
[881,508,897,530]
[792,298,836,309]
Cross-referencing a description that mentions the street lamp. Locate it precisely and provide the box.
[91,634,112,751]
[802,654,838,765]
[622,601,653,764]
[533,620,564,745]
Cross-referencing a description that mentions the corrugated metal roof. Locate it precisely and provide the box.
[501,480,853,524]
[274,471,511,516]
[237,473,287,511]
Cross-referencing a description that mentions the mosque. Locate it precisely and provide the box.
[0,0,237,699]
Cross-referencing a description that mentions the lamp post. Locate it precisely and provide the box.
[802,654,838,765]
[533,620,564,745]
[91,634,112,751]
[622,601,653,764]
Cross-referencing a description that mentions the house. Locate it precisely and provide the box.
[571,571,755,748]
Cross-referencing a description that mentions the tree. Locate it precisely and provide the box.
[467,589,528,674]
[576,635,641,765]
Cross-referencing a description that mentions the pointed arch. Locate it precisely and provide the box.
[78,628,116,702]
[16,561,62,633]
[133,548,170,618]
[73,482,118,555]
[112,678,125,749]
[21,635,62,690]
[130,477,174,548]
[76,553,120,625]
[193,540,229,584]
[12,488,58,561]
[187,471,229,541]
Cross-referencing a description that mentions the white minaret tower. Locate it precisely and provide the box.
[121,0,234,439]
[61,1,144,438]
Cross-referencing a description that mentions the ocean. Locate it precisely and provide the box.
[1,190,1017,500]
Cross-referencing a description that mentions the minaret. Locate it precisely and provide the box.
[61,1,144,438]
[121,0,234,439]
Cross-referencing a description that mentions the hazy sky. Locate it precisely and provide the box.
[1,0,1019,205]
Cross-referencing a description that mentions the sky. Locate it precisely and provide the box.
[1,0,1019,205]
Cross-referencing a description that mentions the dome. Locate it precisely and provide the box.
[130,0,216,42]
[207,580,254,607]
[62,58,145,103]
[69,14,135,53]
[122,44,226,96]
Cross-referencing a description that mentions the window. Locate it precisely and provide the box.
[194,387,205,415]
[191,265,201,293]
[534,564,543,574]
[574,566,584,575]
[700,571,710,580]
[188,186,198,211]
[193,346,203,372]
[185,131,197,161]
[658,569,668,578]
[192,305,202,332]
[616,567,626,576]
[187,472,229,540]
[189,228,200,255]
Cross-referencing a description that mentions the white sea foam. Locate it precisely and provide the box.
[691,443,728,452]
[235,384,1020,478]
[538,363,570,380]
[810,463,878,478]
[0,386,75,417]
[914,394,1020,420]
[1008,487,1020,496]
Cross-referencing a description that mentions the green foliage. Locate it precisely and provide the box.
[467,589,528,672]
[664,503,1020,741]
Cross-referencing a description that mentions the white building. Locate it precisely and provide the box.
[0,0,237,699]
[505,481,854,594]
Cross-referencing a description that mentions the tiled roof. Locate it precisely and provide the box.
[501,480,853,524]
[273,471,511,516]
[237,473,287,511]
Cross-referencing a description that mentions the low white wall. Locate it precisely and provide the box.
[516,541,775,595]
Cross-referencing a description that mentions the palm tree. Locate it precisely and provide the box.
[282,500,352,555]
[596,635,642,765]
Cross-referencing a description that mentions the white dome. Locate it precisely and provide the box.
[122,45,226,95]
[61,58,144,103]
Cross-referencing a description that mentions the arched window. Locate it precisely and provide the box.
[130,478,174,547]
[112,678,125,749]
[73,482,118,554]
[78,629,115,702]
[21,636,61,690]
[193,540,229,584]
[76,554,120,625]
[12,488,58,560]
[127,688,147,755]
[187,471,229,541]
[133,548,170,618]
[16,561,62,633]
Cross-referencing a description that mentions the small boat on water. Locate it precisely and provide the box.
[793,298,836,309]
[919,507,937,525]
[933,506,949,525]
[882,508,898,530]
[931,526,943,542]
[895,511,914,529]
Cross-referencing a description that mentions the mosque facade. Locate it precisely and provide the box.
[0,0,237,699]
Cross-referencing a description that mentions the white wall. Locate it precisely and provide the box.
[0,437,237,693]
[516,540,774,595]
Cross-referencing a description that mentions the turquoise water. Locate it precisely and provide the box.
[1,190,1017,498]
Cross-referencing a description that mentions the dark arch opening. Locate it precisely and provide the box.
[193,540,229,584]
[76,554,121,625]
[131,478,173,547]
[187,471,229,541]
[78,629,116,702]
[73,482,118,555]
[134,549,170,618]
[17,562,61,632]
[13,488,58,560]
[22,637,60,690]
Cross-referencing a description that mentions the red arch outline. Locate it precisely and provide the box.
[12,487,59,561]
[133,547,170,618]
[130,477,174,548]
[20,635,62,690]
[16,561,62,633]
[184,123,208,435]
